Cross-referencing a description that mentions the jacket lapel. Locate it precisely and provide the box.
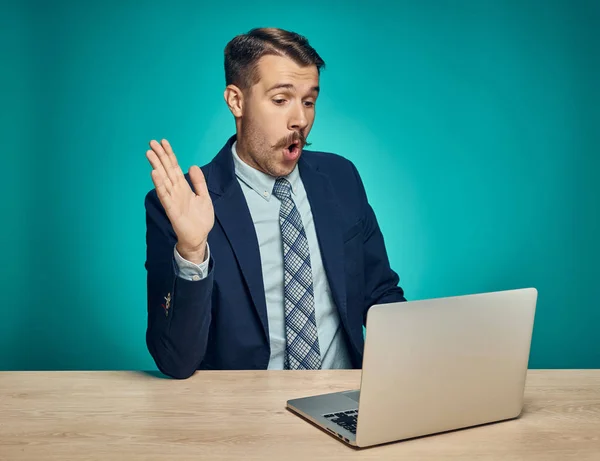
[206,137,269,342]
[298,156,349,328]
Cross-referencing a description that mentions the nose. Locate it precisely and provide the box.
[287,101,309,132]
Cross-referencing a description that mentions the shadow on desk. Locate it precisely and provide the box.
[137,370,172,380]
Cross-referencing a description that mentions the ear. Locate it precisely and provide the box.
[224,85,244,118]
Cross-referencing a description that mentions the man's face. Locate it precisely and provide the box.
[232,55,320,177]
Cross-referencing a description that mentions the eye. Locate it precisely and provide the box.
[272,98,287,105]
[303,101,315,108]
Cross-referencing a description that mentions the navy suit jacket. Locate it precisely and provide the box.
[145,135,406,378]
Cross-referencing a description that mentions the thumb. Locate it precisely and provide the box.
[189,165,208,196]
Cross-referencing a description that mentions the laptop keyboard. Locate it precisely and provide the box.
[324,409,358,434]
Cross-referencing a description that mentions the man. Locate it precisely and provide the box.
[144,27,406,379]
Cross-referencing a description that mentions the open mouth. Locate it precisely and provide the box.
[284,140,301,160]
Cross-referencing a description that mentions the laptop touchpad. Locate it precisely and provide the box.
[342,390,360,403]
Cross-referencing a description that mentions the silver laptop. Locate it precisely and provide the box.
[286,287,538,448]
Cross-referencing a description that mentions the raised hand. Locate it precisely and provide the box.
[146,139,214,264]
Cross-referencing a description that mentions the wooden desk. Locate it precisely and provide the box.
[0,370,598,460]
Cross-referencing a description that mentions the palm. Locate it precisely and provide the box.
[169,181,214,249]
[146,139,214,253]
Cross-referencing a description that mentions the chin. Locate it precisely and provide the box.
[273,163,297,178]
[265,158,299,178]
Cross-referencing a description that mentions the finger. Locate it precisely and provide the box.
[146,149,169,184]
[148,155,175,197]
[189,165,208,197]
[151,169,173,213]
[149,140,179,186]
[161,139,184,181]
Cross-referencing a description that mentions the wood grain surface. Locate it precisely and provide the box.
[1,370,599,460]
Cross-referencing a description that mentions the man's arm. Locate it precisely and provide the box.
[145,191,214,379]
[144,138,216,379]
[349,162,407,324]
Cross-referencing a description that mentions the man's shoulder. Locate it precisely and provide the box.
[301,148,358,177]
[300,149,367,206]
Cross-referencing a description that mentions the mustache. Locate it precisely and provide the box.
[272,132,311,150]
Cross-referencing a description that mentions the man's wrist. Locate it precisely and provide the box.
[176,241,207,265]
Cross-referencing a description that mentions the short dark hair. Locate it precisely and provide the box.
[224,27,325,90]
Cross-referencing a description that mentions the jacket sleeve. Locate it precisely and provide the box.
[144,189,214,379]
[349,163,407,324]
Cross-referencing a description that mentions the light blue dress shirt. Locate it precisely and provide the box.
[173,142,352,369]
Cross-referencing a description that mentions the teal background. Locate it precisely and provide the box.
[1,1,598,371]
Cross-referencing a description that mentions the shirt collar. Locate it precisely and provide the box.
[232,141,300,201]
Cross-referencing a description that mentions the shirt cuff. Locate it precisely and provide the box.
[173,243,210,281]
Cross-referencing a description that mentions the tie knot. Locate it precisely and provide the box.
[272,178,292,200]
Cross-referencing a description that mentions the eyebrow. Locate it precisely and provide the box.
[266,83,320,94]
